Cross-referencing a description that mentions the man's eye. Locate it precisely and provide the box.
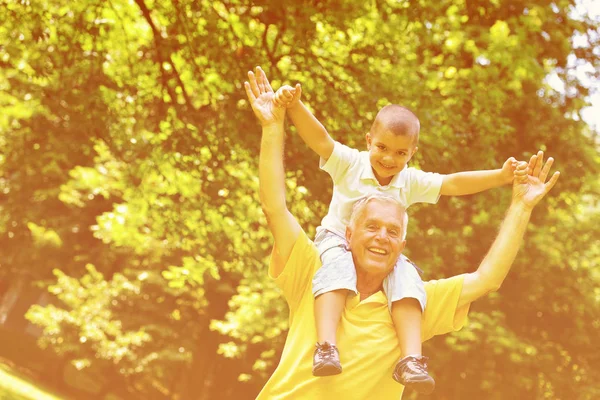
[377,144,385,150]
[367,225,377,230]
[389,230,399,237]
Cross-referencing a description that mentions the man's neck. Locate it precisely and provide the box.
[356,271,386,301]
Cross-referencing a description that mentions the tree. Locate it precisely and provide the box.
[0,0,598,398]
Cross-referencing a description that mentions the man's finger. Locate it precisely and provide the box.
[544,171,560,194]
[532,150,544,177]
[258,66,273,92]
[244,81,257,103]
[248,71,260,97]
[528,154,538,176]
[255,66,266,92]
[263,70,274,92]
[539,157,554,182]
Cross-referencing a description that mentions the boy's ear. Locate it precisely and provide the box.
[365,132,372,149]
[345,225,352,245]
[409,146,419,159]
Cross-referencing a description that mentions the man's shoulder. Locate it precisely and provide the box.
[270,229,320,281]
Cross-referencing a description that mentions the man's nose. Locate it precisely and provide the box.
[374,228,389,242]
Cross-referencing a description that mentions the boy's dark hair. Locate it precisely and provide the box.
[370,104,420,145]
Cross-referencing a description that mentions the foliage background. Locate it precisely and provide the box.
[0,0,599,399]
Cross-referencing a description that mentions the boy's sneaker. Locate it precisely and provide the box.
[312,341,342,376]
[392,355,435,394]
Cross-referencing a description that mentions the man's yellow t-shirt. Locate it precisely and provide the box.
[256,230,471,400]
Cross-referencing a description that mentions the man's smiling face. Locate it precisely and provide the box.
[346,198,406,278]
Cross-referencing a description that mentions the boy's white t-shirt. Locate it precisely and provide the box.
[319,141,443,238]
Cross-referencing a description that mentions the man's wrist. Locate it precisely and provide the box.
[508,200,535,215]
[262,121,285,130]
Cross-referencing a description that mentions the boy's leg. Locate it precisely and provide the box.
[314,290,347,345]
[391,298,422,356]
[383,255,434,394]
[312,230,358,376]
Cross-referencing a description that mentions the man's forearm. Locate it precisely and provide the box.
[288,101,334,160]
[259,122,287,215]
[441,169,508,196]
[458,202,532,308]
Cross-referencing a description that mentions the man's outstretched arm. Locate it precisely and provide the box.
[458,151,560,308]
[245,66,301,276]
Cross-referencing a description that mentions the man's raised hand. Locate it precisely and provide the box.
[512,150,560,210]
[244,66,285,127]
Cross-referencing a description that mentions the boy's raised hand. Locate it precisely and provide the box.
[500,157,519,184]
[273,83,302,108]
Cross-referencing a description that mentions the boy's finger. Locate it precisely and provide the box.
[516,161,528,169]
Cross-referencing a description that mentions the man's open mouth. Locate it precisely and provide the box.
[368,247,388,255]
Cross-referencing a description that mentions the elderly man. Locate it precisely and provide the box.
[244,66,559,399]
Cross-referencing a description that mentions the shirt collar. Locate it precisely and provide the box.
[359,151,407,189]
[346,291,388,309]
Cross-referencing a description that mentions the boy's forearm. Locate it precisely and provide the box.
[287,101,334,160]
[441,169,509,196]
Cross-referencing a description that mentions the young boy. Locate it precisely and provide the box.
[273,83,517,394]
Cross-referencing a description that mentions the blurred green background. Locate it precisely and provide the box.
[0,0,599,399]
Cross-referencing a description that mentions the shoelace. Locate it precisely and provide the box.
[403,356,429,374]
[316,343,337,359]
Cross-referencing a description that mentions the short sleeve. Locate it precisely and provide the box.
[404,168,443,206]
[268,230,321,313]
[421,274,470,342]
[319,141,360,184]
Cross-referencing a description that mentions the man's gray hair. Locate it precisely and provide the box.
[348,193,409,239]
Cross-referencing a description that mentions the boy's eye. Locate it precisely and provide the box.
[397,151,406,156]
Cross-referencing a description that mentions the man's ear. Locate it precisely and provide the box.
[365,132,372,150]
[399,240,407,253]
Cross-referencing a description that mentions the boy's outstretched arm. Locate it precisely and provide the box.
[274,84,334,161]
[440,157,518,196]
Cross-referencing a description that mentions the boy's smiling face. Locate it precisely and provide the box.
[366,128,418,186]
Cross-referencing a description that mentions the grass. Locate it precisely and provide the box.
[0,362,65,400]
